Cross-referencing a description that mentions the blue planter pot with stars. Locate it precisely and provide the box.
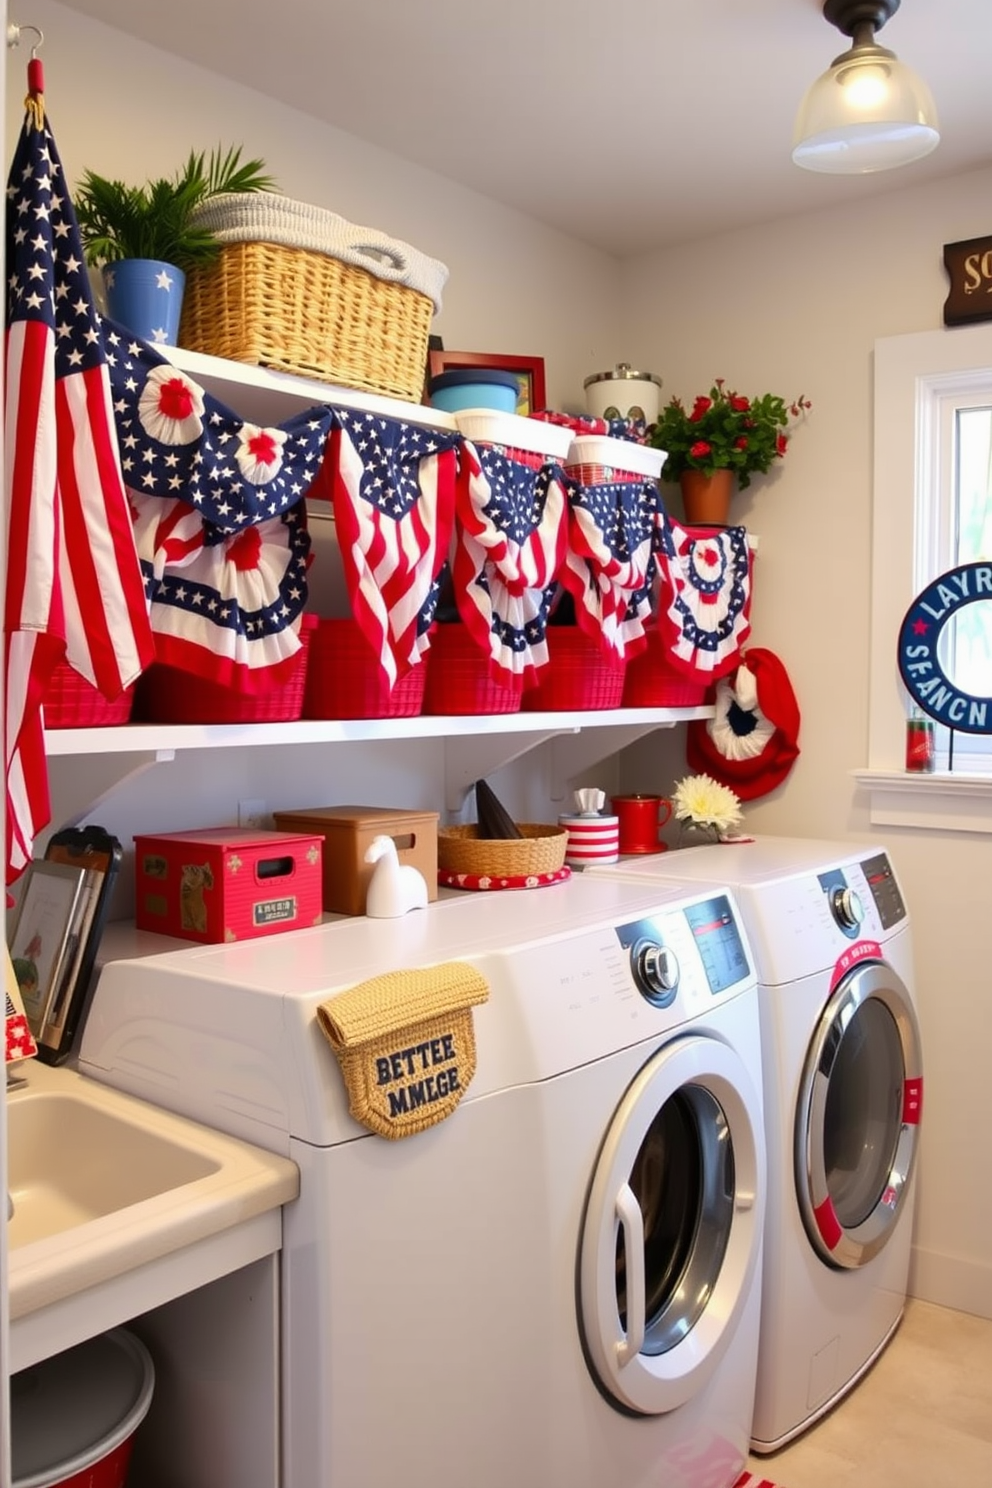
[102,258,185,345]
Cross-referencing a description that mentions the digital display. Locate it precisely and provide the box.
[861,852,907,930]
[684,895,750,994]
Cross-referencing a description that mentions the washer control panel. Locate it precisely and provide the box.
[616,894,749,1006]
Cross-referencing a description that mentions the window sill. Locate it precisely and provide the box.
[853,768,992,834]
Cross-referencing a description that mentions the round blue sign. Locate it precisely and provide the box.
[897,561,992,734]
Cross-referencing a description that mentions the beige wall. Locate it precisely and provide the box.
[619,168,992,1319]
[10,0,991,1321]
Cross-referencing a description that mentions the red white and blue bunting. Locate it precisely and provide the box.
[104,325,752,694]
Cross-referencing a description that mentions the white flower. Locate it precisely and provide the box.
[672,773,743,834]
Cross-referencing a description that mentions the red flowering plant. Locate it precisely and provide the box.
[648,379,811,489]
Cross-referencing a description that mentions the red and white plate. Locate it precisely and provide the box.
[438,866,572,892]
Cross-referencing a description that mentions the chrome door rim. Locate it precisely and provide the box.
[796,960,923,1269]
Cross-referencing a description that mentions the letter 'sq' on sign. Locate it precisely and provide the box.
[898,562,992,734]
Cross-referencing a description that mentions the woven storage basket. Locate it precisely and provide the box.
[437,823,567,878]
[43,661,135,728]
[134,621,314,725]
[622,629,709,708]
[523,627,626,711]
[422,625,523,716]
[303,618,426,720]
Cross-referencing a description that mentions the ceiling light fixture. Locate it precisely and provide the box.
[793,0,939,174]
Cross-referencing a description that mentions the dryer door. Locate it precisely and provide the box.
[578,1034,764,1416]
[796,959,923,1270]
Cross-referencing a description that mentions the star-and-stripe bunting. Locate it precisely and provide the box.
[103,323,329,684]
[655,518,753,680]
[558,476,660,660]
[4,82,155,882]
[451,439,568,683]
[322,409,461,688]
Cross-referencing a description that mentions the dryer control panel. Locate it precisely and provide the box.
[616,894,750,1006]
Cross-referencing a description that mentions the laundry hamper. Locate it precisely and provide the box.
[179,194,448,401]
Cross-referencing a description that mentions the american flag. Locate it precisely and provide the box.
[655,518,752,680]
[326,409,460,688]
[559,476,660,659]
[4,85,154,882]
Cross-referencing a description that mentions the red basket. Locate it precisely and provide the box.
[523,627,626,711]
[422,625,523,715]
[303,617,426,719]
[622,629,710,708]
[135,619,315,724]
[43,661,135,728]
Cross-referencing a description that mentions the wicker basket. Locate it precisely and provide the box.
[179,240,435,401]
[523,627,626,712]
[422,625,523,716]
[437,823,567,878]
[134,621,314,725]
[303,618,426,720]
[43,662,135,728]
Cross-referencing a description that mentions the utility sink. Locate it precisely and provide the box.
[6,1059,299,1339]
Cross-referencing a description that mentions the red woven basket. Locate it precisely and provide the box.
[135,619,315,725]
[43,661,136,728]
[422,625,523,716]
[523,627,626,711]
[622,629,710,708]
[303,617,426,719]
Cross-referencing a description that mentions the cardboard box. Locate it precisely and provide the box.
[134,828,324,943]
[272,805,438,916]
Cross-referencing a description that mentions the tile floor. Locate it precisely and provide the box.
[744,1297,992,1488]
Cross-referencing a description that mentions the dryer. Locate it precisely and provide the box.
[587,836,923,1453]
[80,874,766,1488]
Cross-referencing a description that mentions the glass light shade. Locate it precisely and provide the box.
[793,43,939,173]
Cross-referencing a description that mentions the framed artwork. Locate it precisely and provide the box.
[428,350,547,417]
[7,858,88,1034]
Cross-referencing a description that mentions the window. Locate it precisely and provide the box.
[861,323,992,833]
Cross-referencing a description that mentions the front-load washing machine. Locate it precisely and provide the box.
[588,836,923,1453]
[81,874,766,1488]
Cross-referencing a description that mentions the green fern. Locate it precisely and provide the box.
[73,145,276,272]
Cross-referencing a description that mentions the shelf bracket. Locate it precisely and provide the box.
[549,723,678,802]
[47,748,177,834]
[443,728,578,815]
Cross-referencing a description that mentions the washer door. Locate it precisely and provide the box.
[796,959,923,1270]
[579,1035,764,1416]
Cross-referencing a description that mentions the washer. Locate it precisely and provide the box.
[587,836,923,1452]
[80,874,766,1488]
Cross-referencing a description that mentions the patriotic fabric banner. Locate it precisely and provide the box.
[558,477,660,659]
[104,326,327,685]
[452,440,567,683]
[321,409,460,687]
[655,519,752,681]
[4,87,154,882]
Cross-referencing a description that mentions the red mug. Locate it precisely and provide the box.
[611,794,673,855]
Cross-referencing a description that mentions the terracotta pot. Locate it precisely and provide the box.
[679,467,735,525]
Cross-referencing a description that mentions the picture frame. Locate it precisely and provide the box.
[7,858,89,1037]
[428,350,547,417]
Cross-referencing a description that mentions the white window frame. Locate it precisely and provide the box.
[859,322,992,834]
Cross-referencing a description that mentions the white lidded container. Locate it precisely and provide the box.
[11,1329,155,1488]
[583,363,663,425]
[564,433,665,485]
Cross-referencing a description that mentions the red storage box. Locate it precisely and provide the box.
[43,661,135,728]
[303,618,426,720]
[622,628,710,708]
[523,627,626,711]
[134,827,324,943]
[422,625,523,715]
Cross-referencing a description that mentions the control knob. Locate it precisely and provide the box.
[830,886,864,931]
[631,938,680,1006]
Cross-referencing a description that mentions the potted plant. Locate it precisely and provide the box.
[648,378,811,523]
[73,145,275,345]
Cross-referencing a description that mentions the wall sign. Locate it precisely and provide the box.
[898,562,992,733]
[943,235,992,327]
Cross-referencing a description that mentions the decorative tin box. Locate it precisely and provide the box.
[272,806,438,917]
[133,828,324,944]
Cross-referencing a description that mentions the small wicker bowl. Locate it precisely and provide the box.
[437,823,567,878]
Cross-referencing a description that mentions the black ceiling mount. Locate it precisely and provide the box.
[823,0,900,37]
